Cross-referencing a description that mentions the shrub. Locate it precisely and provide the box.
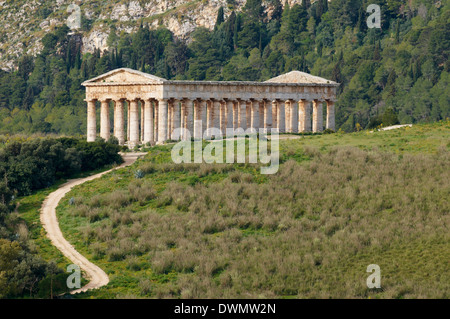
[134,169,144,179]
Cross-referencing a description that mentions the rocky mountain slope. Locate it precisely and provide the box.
[0,0,311,71]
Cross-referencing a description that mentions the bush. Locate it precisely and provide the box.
[0,137,123,196]
[134,169,144,179]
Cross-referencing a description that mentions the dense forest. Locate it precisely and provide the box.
[0,0,448,135]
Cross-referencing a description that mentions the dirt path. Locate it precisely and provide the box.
[40,152,146,294]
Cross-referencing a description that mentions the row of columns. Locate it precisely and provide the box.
[87,98,335,146]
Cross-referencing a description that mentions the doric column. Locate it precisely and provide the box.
[272,100,278,130]
[184,99,194,140]
[246,101,252,129]
[167,100,173,140]
[304,100,312,132]
[326,100,336,131]
[285,100,291,133]
[213,100,220,131]
[172,100,181,140]
[226,100,233,131]
[205,100,212,138]
[129,99,140,147]
[158,99,168,144]
[201,100,207,136]
[298,100,304,133]
[114,99,125,145]
[299,99,312,133]
[193,99,204,140]
[127,102,130,142]
[233,101,239,130]
[185,100,194,138]
[277,100,285,133]
[193,99,200,139]
[144,99,153,144]
[100,99,110,141]
[238,100,247,130]
[259,101,265,131]
[313,99,324,133]
[154,101,159,140]
[87,100,97,142]
[264,100,272,133]
[140,101,145,142]
[220,101,227,135]
[290,99,298,133]
[250,100,259,132]
[180,99,186,140]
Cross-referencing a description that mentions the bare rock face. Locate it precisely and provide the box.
[83,29,110,54]
[128,1,144,19]
[0,0,309,70]
[111,4,128,22]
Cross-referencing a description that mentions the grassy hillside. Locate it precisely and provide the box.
[40,121,450,299]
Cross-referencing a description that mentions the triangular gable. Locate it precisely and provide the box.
[265,71,336,84]
[82,68,167,85]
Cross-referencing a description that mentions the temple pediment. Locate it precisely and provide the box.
[266,71,336,84]
[82,68,167,86]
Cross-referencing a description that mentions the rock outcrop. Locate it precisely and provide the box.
[0,0,312,71]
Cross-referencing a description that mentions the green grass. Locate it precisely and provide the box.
[18,121,450,299]
[278,121,449,156]
[16,182,70,269]
[13,163,123,288]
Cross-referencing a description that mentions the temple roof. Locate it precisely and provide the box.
[82,68,338,87]
[265,71,336,84]
[82,68,167,85]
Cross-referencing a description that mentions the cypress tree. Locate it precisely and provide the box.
[234,13,241,49]
[75,48,81,69]
[317,41,323,56]
[356,6,367,33]
[66,44,72,73]
[373,41,381,61]
[316,0,324,21]
[215,7,225,30]
[395,20,400,44]
[23,86,34,110]
[109,50,114,69]
[386,70,397,97]
[301,0,311,9]
[271,0,283,21]
[225,11,236,52]
[332,52,343,83]
[115,48,121,68]
[81,60,88,79]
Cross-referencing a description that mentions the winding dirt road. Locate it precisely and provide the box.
[40,152,145,294]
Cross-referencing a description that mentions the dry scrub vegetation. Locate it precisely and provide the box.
[58,137,450,299]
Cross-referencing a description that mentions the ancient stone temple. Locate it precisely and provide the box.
[82,68,339,147]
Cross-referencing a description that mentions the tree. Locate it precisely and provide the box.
[302,0,311,9]
[215,7,225,30]
[165,40,189,77]
[107,25,119,49]
[269,0,283,21]
[270,3,307,55]
[18,55,34,81]
[332,51,343,88]
[0,239,22,298]
[243,0,265,22]
[381,108,399,126]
